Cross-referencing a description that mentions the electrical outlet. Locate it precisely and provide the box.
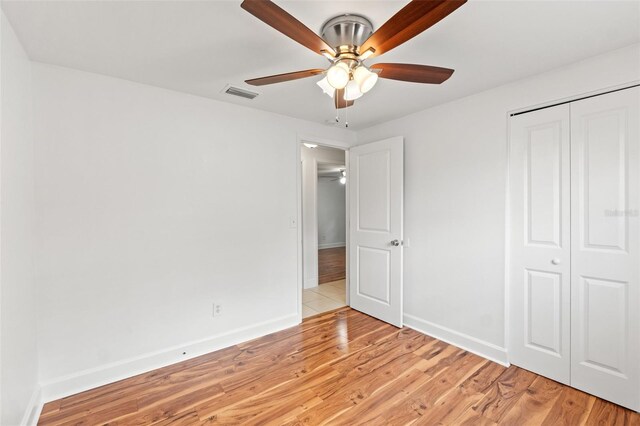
[212,303,222,317]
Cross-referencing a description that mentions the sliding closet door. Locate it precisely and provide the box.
[570,87,640,411]
[509,105,571,384]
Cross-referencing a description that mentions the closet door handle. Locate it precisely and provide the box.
[551,258,561,265]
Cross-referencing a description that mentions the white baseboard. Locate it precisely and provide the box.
[318,242,346,249]
[404,313,509,367]
[39,313,299,403]
[20,385,43,426]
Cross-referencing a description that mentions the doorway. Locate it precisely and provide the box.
[300,143,347,318]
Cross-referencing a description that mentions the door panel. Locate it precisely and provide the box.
[581,109,628,251]
[357,150,391,232]
[570,87,639,411]
[579,276,628,374]
[357,247,390,303]
[509,105,571,384]
[525,269,562,355]
[349,136,403,327]
[527,125,563,246]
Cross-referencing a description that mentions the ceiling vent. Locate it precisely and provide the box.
[222,85,259,100]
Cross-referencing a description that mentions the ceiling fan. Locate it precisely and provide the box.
[332,170,347,185]
[241,0,466,111]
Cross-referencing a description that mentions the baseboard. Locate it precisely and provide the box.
[20,385,43,426]
[403,313,509,367]
[39,313,299,403]
[318,242,346,249]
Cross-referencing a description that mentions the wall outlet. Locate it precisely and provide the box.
[212,303,222,317]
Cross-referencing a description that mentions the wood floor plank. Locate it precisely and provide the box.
[38,308,640,426]
[366,352,487,425]
[585,398,640,425]
[452,406,500,426]
[111,383,224,425]
[542,386,597,425]
[195,318,394,419]
[472,365,538,423]
[409,361,499,425]
[460,360,509,394]
[500,376,563,425]
[202,365,339,422]
[299,345,425,424]
[423,361,509,426]
[318,247,345,284]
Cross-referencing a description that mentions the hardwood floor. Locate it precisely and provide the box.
[39,308,640,425]
[318,247,345,284]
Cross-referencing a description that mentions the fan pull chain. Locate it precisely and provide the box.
[345,98,349,128]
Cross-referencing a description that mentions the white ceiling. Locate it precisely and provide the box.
[3,0,639,129]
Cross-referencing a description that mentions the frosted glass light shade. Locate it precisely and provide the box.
[344,80,363,101]
[326,62,350,89]
[353,65,378,93]
[316,77,334,97]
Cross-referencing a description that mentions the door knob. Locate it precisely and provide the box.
[390,239,400,247]
[551,258,561,265]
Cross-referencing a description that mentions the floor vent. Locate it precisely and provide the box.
[223,85,259,100]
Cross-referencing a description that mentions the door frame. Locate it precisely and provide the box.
[504,80,640,363]
[296,134,351,323]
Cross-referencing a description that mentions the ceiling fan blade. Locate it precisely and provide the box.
[241,0,335,56]
[371,63,454,84]
[245,69,325,86]
[335,89,354,109]
[360,0,466,58]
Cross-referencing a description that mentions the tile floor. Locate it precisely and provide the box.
[302,279,346,318]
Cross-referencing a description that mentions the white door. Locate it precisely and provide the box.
[349,136,403,327]
[570,87,639,411]
[509,105,572,384]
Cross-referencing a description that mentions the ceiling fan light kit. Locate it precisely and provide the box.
[326,61,350,89]
[353,65,378,93]
[344,80,363,101]
[241,0,466,124]
[316,77,335,97]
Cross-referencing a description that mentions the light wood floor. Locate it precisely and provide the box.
[318,247,345,284]
[39,308,640,425]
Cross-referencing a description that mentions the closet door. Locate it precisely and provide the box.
[570,87,640,411]
[509,105,571,384]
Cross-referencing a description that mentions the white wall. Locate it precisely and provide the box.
[301,146,345,288]
[317,178,345,249]
[31,63,355,399]
[356,43,640,364]
[0,12,39,426]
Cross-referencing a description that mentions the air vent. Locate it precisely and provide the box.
[223,85,259,100]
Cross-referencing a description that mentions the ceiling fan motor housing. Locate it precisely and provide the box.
[320,14,374,57]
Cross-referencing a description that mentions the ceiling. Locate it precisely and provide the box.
[3,1,639,129]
